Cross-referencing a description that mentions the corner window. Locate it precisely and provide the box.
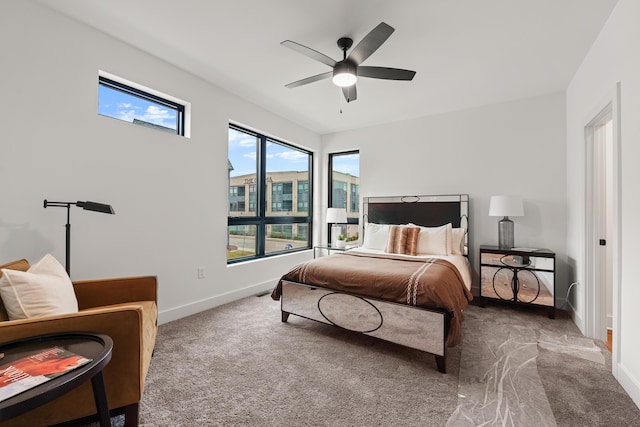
[228,124,313,262]
[329,151,360,244]
[98,75,185,136]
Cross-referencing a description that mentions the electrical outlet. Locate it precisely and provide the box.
[197,267,206,279]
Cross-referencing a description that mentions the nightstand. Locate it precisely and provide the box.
[479,245,556,318]
[313,244,354,258]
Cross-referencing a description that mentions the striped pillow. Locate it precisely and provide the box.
[385,225,421,256]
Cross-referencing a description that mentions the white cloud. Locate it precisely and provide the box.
[142,105,175,126]
[229,129,256,148]
[118,109,137,122]
[275,151,307,162]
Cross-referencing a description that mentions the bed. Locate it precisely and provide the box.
[271,195,473,373]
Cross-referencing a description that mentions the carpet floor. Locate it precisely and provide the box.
[131,295,640,426]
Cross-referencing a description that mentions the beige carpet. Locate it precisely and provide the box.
[130,295,640,427]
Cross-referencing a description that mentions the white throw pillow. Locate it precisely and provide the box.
[415,223,452,255]
[452,227,466,255]
[0,254,78,320]
[362,223,390,251]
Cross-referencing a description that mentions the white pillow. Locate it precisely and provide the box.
[362,223,390,251]
[0,254,78,320]
[452,227,466,255]
[415,223,452,255]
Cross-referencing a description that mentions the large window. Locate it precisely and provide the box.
[228,124,312,262]
[98,75,185,135]
[329,151,360,244]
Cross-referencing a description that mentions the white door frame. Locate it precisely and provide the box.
[584,82,622,377]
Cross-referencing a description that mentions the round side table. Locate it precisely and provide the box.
[0,332,113,426]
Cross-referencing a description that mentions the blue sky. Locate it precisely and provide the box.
[332,153,360,177]
[98,85,177,130]
[228,128,359,177]
[229,128,308,177]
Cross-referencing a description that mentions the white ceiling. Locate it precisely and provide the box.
[38,0,618,135]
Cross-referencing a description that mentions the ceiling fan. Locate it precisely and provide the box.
[282,22,416,103]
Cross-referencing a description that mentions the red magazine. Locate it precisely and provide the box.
[0,346,92,402]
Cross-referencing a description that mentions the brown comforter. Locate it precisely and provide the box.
[271,251,473,347]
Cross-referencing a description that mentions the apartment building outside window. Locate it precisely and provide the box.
[227,124,312,262]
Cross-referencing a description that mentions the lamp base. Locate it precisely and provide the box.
[331,225,341,246]
[498,216,514,249]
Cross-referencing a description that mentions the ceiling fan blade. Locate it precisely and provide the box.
[285,71,332,88]
[347,22,394,65]
[358,66,416,81]
[342,85,357,103]
[281,40,337,68]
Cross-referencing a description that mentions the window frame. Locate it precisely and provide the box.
[328,150,360,244]
[98,75,186,136]
[228,124,313,263]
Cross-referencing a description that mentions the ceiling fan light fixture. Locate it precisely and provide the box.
[332,72,357,87]
[332,61,357,87]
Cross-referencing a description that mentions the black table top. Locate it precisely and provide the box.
[479,245,555,257]
[0,332,113,422]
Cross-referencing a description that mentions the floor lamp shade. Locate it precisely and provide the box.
[43,200,115,275]
[489,196,524,249]
[326,208,347,245]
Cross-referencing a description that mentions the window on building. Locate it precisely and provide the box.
[229,186,246,212]
[329,151,360,244]
[98,75,185,136]
[332,181,347,210]
[350,183,359,213]
[248,184,257,212]
[228,124,312,262]
[297,181,309,212]
[271,182,293,212]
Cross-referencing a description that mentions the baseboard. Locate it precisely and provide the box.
[616,363,640,410]
[158,278,278,324]
[567,301,586,336]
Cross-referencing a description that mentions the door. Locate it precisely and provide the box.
[584,82,621,380]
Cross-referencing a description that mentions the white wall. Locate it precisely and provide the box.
[566,0,640,408]
[322,92,568,298]
[0,1,320,324]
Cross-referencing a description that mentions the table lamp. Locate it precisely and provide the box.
[326,207,347,246]
[489,196,524,249]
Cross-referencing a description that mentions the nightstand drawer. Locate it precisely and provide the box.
[480,252,554,270]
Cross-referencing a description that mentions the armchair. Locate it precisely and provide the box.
[0,259,158,427]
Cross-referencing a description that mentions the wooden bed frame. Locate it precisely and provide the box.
[279,194,470,373]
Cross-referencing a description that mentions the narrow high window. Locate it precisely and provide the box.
[98,75,186,136]
[328,151,360,244]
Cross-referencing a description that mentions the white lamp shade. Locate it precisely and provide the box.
[326,207,348,223]
[489,196,524,217]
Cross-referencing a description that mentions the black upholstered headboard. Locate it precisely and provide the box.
[362,194,470,254]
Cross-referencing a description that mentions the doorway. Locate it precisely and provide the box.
[584,83,621,375]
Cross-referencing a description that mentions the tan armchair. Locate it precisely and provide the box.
[0,259,158,427]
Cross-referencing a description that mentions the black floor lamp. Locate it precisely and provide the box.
[43,200,115,275]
